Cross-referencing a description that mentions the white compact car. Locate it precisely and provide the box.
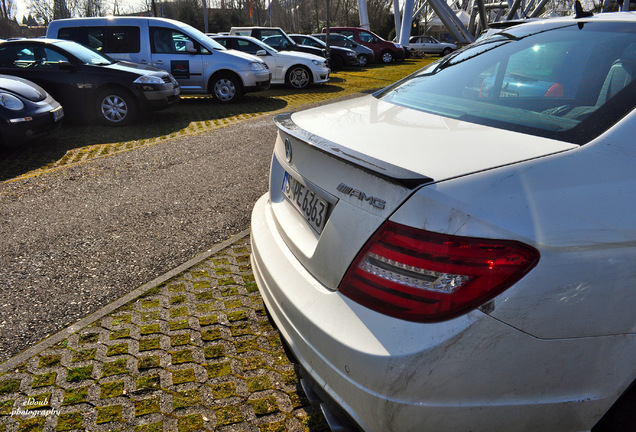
[211,35,329,90]
[408,35,457,55]
[251,13,636,432]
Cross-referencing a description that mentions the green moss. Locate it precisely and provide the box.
[192,281,211,290]
[138,355,161,370]
[169,283,186,292]
[170,307,188,318]
[233,246,248,254]
[135,421,163,432]
[62,386,89,405]
[281,369,300,386]
[219,278,236,286]
[143,286,162,297]
[102,359,128,377]
[209,382,236,399]
[196,303,216,313]
[236,255,250,263]
[259,419,286,432]
[246,375,271,392]
[215,406,243,426]
[170,295,186,305]
[38,354,61,368]
[227,310,247,322]
[96,404,123,424]
[190,270,209,278]
[201,328,222,341]
[172,369,196,385]
[198,315,218,326]
[214,267,231,276]
[260,320,275,333]
[212,258,229,266]
[245,282,259,293]
[78,333,99,344]
[242,274,256,283]
[140,323,161,335]
[170,349,193,365]
[109,328,130,340]
[139,337,161,352]
[172,389,201,409]
[25,392,51,409]
[112,315,132,325]
[142,299,161,308]
[234,338,258,353]
[55,412,83,431]
[73,348,97,362]
[134,397,160,416]
[0,399,13,415]
[31,372,56,388]
[268,335,282,348]
[287,390,309,409]
[100,380,124,399]
[224,299,243,309]
[177,414,203,432]
[231,322,252,337]
[204,361,231,378]
[136,374,161,391]
[140,311,161,322]
[169,320,189,331]
[195,290,214,301]
[66,365,93,383]
[170,334,190,347]
[249,396,279,415]
[298,410,330,431]
[203,344,225,359]
[17,416,45,431]
[107,343,129,356]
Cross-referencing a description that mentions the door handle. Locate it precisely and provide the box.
[154,60,164,65]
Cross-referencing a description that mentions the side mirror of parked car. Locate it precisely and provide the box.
[185,40,197,53]
[256,49,267,56]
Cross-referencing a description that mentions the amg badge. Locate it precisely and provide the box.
[336,183,386,210]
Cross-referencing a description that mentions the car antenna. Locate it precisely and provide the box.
[574,0,593,18]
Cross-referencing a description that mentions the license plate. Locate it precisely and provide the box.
[282,171,329,234]
[52,106,64,122]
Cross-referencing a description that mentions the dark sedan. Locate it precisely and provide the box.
[290,34,358,68]
[0,39,180,126]
[0,74,63,147]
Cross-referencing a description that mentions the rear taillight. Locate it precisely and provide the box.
[339,221,540,322]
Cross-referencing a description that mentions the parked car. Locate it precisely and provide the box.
[47,17,271,103]
[289,34,358,68]
[229,27,326,59]
[0,75,63,147]
[251,13,636,432]
[211,35,329,90]
[408,35,456,55]
[0,38,179,126]
[326,26,405,63]
[311,32,375,66]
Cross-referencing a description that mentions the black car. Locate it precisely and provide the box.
[0,74,63,147]
[289,34,358,68]
[0,39,180,126]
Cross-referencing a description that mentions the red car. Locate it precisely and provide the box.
[325,27,405,63]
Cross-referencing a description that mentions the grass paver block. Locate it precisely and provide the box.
[96,404,123,424]
[56,412,84,431]
[66,365,93,383]
[134,397,160,416]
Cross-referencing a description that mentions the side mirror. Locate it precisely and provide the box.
[256,49,267,56]
[185,40,197,53]
[58,61,76,70]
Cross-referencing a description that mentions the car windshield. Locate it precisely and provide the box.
[377,20,636,144]
[57,40,114,65]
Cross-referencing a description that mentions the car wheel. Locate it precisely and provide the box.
[358,54,370,67]
[287,66,311,89]
[381,50,394,63]
[96,88,136,126]
[210,73,242,103]
[442,47,452,56]
[330,54,344,69]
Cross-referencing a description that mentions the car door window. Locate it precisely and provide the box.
[235,39,262,55]
[359,31,377,43]
[150,27,209,54]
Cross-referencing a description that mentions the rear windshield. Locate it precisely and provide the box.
[378,20,636,144]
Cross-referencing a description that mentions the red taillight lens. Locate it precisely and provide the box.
[339,221,540,322]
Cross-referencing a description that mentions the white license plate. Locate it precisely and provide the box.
[282,171,329,233]
[52,106,64,122]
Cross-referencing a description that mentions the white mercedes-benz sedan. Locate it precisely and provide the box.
[251,13,636,432]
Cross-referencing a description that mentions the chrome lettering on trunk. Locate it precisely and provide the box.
[337,183,386,210]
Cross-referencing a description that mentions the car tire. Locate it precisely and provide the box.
[210,73,242,103]
[96,87,137,126]
[287,65,312,89]
[381,50,394,63]
[358,54,370,67]
[442,47,452,56]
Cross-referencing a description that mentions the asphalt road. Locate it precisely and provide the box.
[0,114,279,363]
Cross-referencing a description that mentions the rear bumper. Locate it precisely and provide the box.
[250,193,626,432]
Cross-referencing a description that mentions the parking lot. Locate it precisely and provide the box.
[0,59,432,432]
